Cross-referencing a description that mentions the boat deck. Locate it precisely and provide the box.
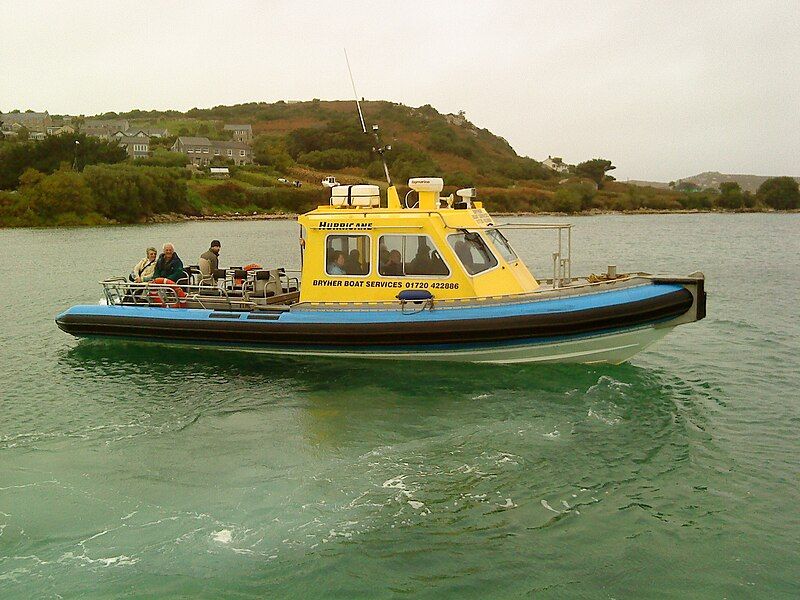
[101,270,676,314]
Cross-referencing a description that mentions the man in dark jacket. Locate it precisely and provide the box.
[153,243,185,282]
[199,239,221,285]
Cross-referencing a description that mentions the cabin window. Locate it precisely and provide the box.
[325,234,370,276]
[378,235,450,277]
[486,228,518,263]
[448,232,498,275]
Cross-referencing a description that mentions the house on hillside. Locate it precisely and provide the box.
[117,127,169,138]
[118,135,150,159]
[223,124,253,144]
[81,119,136,140]
[171,136,253,166]
[543,155,570,174]
[0,111,53,136]
[46,124,76,136]
[85,118,130,132]
[83,126,114,139]
[138,127,168,138]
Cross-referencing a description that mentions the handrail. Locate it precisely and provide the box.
[493,222,573,229]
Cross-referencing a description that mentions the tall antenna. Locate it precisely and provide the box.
[344,48,367,134]
[343,48,393,187]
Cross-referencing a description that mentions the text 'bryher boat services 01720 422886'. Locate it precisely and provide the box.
[55,172,706,364]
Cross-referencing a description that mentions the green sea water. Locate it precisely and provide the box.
[1,214,798,598]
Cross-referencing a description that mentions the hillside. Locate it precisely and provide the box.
[115,100,551,188]
[630,172,800,194]
[677,172,800,194]
[2,100,799,227]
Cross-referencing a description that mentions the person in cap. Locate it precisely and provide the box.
[199,239,222,286]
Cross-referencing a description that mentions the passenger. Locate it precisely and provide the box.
[344,249,362,275]
[199,239,222,286]
[130,247,158,283]
[454,240,475,272]
[379,238,390,269]
[328,251,346,275]
[382,249,403,276]
[407,238,432,274]
[153,243,185,283]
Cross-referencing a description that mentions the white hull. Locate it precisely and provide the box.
[208,323,675,365]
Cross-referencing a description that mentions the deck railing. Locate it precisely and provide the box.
[495,222,572,288]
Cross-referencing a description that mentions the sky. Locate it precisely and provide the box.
[2,0,799,181]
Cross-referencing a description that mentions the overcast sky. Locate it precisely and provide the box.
[2,1,798,181]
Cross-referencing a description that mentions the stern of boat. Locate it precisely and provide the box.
[650,272,707,328]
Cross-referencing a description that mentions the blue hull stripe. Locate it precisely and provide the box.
[57,283,684,325]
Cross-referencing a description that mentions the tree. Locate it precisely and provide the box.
[716,181,745,209]
[0,133,126,189]
[575,158,616,189]
[16,126,29,141]
[552,182,596,212]
[133,148,187,168]
[675,180,700,193]
[253,135,293,171]
[757,176,800,210]
[21,168,96,220]
[551,186,582,213]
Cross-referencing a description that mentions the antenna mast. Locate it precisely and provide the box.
[343,48,393,187]
[344,49,366,134]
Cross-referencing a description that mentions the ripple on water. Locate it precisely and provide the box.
[2,215,799,597]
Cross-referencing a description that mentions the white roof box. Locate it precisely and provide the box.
[331,184,380,207]
[408,177,444,193]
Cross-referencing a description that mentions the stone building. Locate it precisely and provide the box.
[117,135,150,159]
[171,136,253,166]
[0,111,53,136]
[223,124,253,144]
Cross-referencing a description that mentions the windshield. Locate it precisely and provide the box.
[486,228,518,263]
[447,232,498,275]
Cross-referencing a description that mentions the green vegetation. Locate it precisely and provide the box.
[0,133,127,189]
[0,164,195,227]
[757,177,800,210]
[1,100,798,227]
[575,159,616,189]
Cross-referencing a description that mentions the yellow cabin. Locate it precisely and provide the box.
[297,177,539,304]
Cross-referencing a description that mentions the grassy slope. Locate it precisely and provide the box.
[106,100,723,214]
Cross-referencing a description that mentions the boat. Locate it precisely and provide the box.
[56,173,706,364]
[56,78,705,364]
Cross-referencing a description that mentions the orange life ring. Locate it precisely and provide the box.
[148,278,187,308]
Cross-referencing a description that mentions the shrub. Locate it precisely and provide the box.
[20,169,96,221]
[297,148,369,170]
[134,148,188,168]
[757,177,800,209]
[83,164,193,222]
[252,135,293,171]
[550,187,582,213]
[199,181,250,208]
[0,133,127,190]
